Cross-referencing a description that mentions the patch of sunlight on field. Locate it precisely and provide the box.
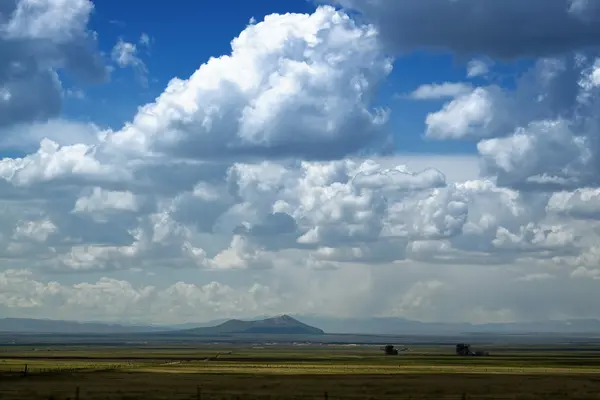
[129,362,600,375]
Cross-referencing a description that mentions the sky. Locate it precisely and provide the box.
[1,0,600,325]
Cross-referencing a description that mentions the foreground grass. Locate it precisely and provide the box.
[4,371,600,399]
[1,344,600,399]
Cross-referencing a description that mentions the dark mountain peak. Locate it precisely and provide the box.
[182,315,325,335]
[220,318,243,325]
[262,314,297,324]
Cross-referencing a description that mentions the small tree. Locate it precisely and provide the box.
[383,345,399,355]
[456,344,471,356]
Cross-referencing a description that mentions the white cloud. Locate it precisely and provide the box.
[1,4,600,325]
[425,87,512,139]
[424,53,600,192]
[12,219,57,242]
[0,269,284,323]
[73,187,141,215]
[547,189,600,219]
[3,0,93,41]
[111,38,148,86]
[139,33,151,47]
[409,82,473,100]
[107,6,392,161]
[467,59,491,78]
[0,138,127,186]
[492,223,576,252]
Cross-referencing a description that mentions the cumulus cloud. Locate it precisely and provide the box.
[409,83,473,100]
[3,0,93,41]
[483,59,599,189]
[0,138,127,187]
[72,187,141,217]
[423,53,600,191]
[222,159,451,251]
[0,269,284,323]
[424,86,514,140]
[1,3,600,325]
[547,189,600,219]
[107,6,393,161]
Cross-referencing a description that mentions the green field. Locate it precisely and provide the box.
[2,344,600,399]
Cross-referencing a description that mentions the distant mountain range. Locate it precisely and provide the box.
[0,318,167,334]
[292,316,600,335]
[0,315,324,335]
[2,315,600,335]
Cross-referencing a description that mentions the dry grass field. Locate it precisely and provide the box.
[1,344,600,399]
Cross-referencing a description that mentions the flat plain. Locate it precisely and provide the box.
[2,343,600,399]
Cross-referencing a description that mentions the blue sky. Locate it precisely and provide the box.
[2,0,600,325]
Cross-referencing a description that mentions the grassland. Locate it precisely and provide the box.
[1,343,600,399]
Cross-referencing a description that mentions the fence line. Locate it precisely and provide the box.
[2,382,549,400]
[0,366,576,399]
[37,388,531,400]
